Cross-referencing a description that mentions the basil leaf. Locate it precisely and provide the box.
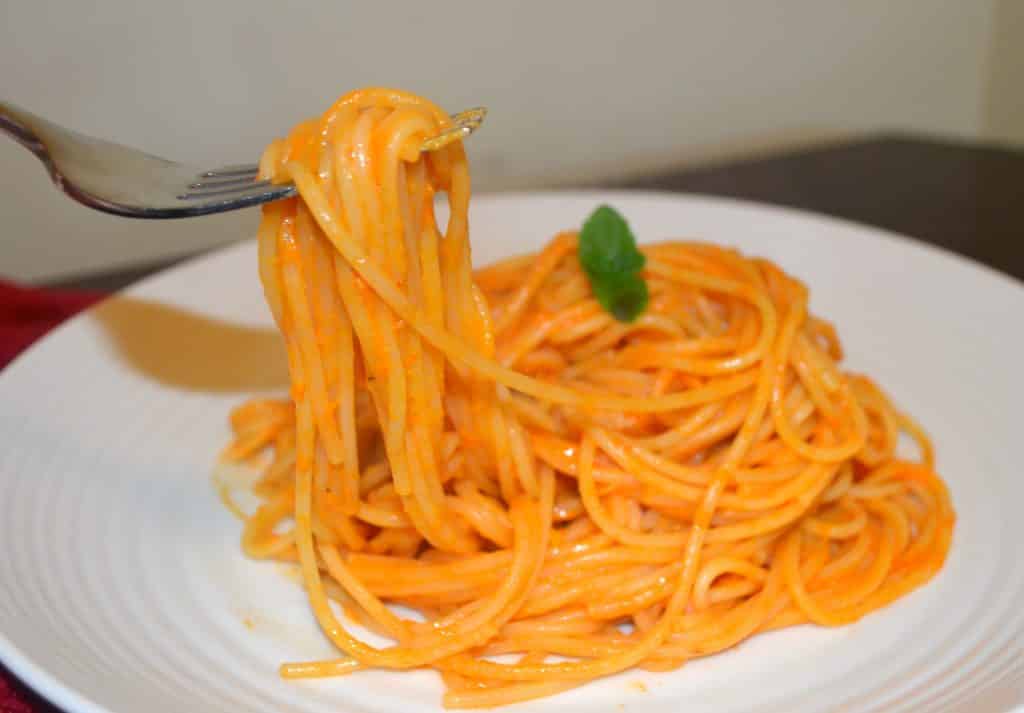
[593,273,649,323]
[578,205,649,322]
[579,205,646,275]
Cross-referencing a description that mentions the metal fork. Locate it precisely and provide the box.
[0,102,486,219]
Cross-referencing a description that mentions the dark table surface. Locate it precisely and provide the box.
[51,132,1024,293]
[13,131,1023,713]
[618,133,1024,282]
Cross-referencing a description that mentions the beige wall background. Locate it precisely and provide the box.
[985,0,1024,145]
[0,0,1018,282]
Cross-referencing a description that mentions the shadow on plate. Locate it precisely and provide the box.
[91,296,289,393]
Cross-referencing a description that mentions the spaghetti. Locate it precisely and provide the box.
[222,88,954,708]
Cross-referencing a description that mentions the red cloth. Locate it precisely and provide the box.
[1,279,105,712]
[0,280,105,370]
[0,668,57,713]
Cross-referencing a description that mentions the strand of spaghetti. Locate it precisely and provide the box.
[769,290,869,461]
[279,214,344,462]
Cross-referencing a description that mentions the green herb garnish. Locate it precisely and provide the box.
[578,205,649,322]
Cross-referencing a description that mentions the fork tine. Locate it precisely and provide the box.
[199,164,261,178]
[178,179,278,201]
[188,174,260,190]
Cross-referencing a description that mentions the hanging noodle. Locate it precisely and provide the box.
[222,87,954,708]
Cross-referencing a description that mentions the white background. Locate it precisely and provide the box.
[1,0,1021,282]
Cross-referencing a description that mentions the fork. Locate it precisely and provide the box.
[0,101,486,219]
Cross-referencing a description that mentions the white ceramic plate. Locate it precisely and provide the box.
[1,192,1023,713]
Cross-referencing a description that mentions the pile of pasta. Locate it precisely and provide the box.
[223,88,953,708]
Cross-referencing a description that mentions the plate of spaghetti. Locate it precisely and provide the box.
[1,88,1022,713]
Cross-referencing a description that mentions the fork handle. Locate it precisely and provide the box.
[0,101,48,158]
